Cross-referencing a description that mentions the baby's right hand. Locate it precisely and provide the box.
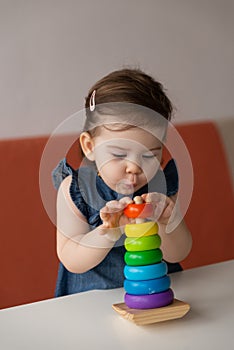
[100,197,133,229]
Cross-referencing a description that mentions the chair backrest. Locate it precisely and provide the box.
[0,136,58,309]
[0,135,82,309]
[175,122,234,269]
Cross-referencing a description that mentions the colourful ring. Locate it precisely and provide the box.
[125,221,158,237]
[124,261,168,281]
[124,275,170,295]
[124,203,153,219]
[124,289,174,309]
[124,234,161,252]
[124,249,163,266]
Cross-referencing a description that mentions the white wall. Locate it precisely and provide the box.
[1,0,234,139]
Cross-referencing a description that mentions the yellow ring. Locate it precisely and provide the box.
[125,221,158,237]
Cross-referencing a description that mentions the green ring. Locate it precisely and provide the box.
[124,249,163,266]
[124,234,161,252]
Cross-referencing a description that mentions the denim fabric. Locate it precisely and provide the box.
[52,158,181,297]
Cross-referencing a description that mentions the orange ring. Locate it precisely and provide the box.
[124,203,153,218]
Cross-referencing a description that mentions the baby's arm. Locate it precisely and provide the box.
[56,176,130,273]
[141,193,192,263]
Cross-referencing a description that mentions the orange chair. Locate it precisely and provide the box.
[0,135,82,309]
[177,122,234,269]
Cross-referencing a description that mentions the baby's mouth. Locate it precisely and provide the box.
[116,180,137,194]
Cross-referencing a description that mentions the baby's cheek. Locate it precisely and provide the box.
[143,162,160,180]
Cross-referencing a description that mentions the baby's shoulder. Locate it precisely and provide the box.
[52,158,74,190]
[52,158,96,188]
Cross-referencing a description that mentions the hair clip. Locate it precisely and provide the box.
[90,90,96,112]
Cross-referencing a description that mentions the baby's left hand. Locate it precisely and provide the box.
[141,192,176,226]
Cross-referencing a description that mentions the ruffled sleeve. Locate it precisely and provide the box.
[52,158,74,190]
[51,159,94,221]
[164,159,179,197]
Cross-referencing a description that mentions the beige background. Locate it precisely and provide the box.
[0,0,234,139]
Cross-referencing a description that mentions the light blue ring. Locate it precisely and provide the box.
[124,275,171,295]
[124,261,168,281]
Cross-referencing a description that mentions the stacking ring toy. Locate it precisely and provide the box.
[124,288,174,309]
[124,202,153,218]
[125,221,158,237]
[124,249,163,266]
[124,275,171,295]
[124,261,168,281]
[124,234,161,252]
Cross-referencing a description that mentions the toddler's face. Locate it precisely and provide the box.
[88,126,163,195]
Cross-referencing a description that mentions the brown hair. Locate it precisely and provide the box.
[83,68,173,135]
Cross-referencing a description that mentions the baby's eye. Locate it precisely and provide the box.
[111,153,127,158]
[142,154,156,159]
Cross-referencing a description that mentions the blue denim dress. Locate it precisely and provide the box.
[52,158,182,297]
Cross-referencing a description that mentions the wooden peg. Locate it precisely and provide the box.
[133,196,143,204]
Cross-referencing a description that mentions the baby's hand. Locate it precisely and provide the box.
[141,192,176,226]
[100,197,133,229]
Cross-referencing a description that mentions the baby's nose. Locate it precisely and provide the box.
[125,159,142,174]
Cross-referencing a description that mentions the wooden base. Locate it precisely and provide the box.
[112,298,190,325]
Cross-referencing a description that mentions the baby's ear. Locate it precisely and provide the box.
[79,132,95,161]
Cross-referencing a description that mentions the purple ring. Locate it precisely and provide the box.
[124,288,174,309]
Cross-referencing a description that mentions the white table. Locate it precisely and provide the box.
[0,260,233,350]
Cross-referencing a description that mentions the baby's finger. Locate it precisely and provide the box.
[142,192,165,204]
[99,208,110,221]
[154,197,174,221]
[119,197,133,207]
[162,201,174,219]
[153,202,165,220]
[106,200,124,211]
[100,205,110,214]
